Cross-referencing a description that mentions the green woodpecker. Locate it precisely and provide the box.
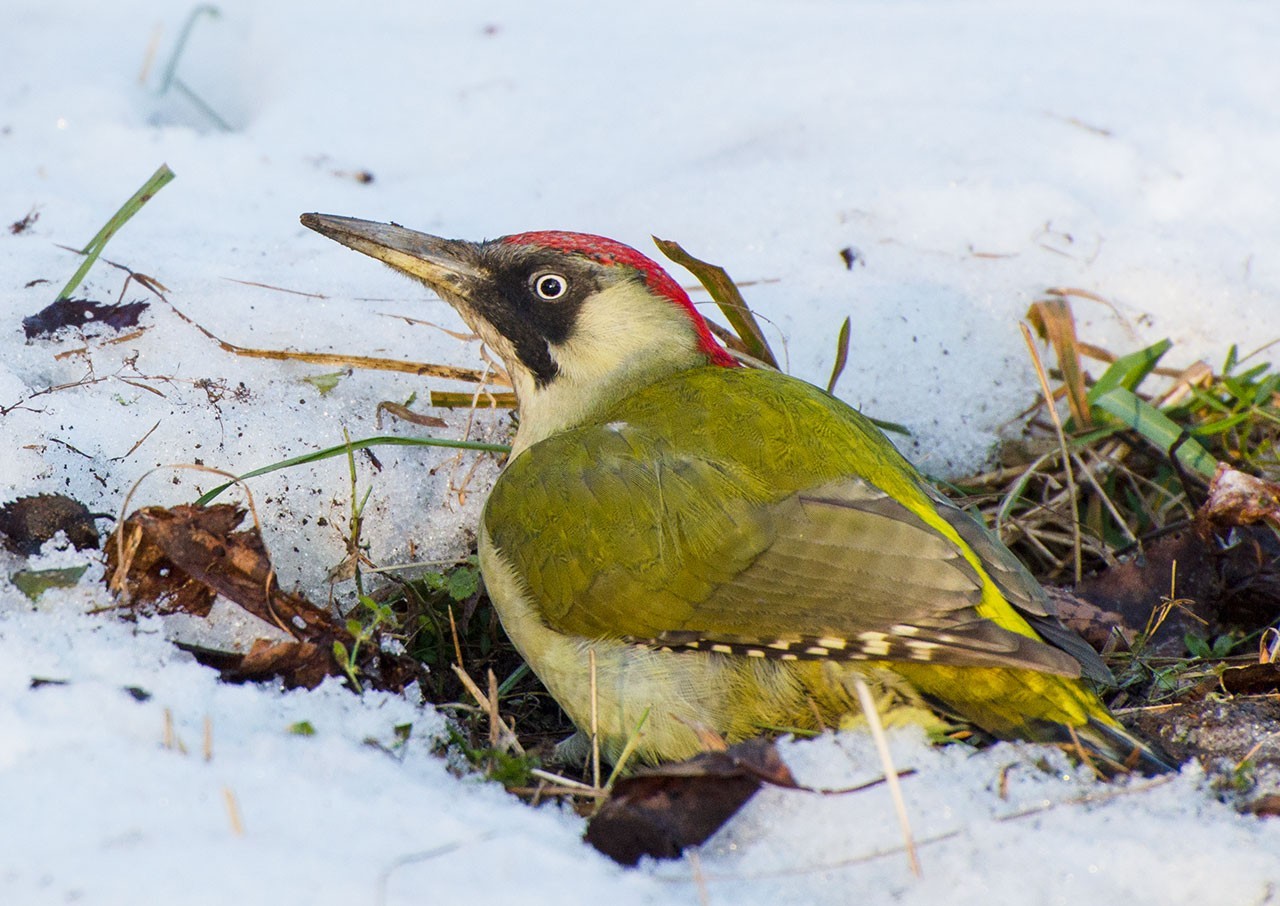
[302,213,1172,775]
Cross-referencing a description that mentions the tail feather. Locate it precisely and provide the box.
[1057,717,1177,777]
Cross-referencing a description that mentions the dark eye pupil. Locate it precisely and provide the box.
[538,276,565,298]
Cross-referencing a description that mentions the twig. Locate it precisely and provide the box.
[1021,322,1083,583]
[1070,451,1137,544]
[487,669,501,751]
[450,664,524,755]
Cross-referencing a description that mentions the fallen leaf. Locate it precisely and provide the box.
[10,564,89,600]
[10,209,39,234]
[302,370,347,395]
[1243,794,1280,818]
[219,639,335,689]
[107,504,343,641]
[1044,586,1134,650]
[105,504,244,617]
[105,503,427,692]
[23,297,148,339]
[585,738,798,865]
[1213,662,1280,697]
[1199,466,1280,532]
[0,493,102,555]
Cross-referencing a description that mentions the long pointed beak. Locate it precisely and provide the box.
[300,213,485,295]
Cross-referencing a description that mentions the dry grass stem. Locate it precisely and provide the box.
[851,676,921,877]
[160,293,509,384]
[487,669,501,751]
[223,787,245,836]
[447,604,465,669]
[1070,451,1137,545]
[450,664,524,755]
[688,849,711,906]
[603,707,652,791]
[1020,322,1083,582]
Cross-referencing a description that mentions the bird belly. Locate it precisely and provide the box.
[479,525,853,762]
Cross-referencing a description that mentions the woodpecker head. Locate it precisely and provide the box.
[302,214,736,453]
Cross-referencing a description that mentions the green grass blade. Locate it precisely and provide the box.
[1087,339,1172,402]
[57,164,176,302]
[826,316,851,394]
[195,434,511,505]
[1092,387,1217,478]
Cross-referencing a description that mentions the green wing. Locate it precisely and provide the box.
[484,367,1096,679]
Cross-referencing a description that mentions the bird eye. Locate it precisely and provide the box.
[533,273,569,300]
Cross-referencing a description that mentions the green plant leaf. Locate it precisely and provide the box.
[652,236,779,369]
[303,371,346,395]
[826,316,851,394]
[56,164,176,302]
[1087,338,1172,402]
[333,640,351,666]
[445,565,480,601]
[1184,633,1210,659]
[195,434,511,505]
[1092,386,1218,478]
[10,564,89,601]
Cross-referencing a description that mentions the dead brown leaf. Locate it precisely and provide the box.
[105,504,353,688]
[1212,662,1280,697]
[219,639,335,688]
[1243,794,1280,818]
[105,502,433,692]
[585,738,798,865]
[1199,465,1280,533]
[0,493,103,556]
[107,503,343,641]
[1043,586,1134,650]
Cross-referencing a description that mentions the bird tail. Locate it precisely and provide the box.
[1053,717,1177,777]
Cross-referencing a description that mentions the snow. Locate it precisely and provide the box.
[3,1,1279,902]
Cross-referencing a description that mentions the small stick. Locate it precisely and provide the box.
[447,604,465,670]
[487,669,501,751]
[688,849,711,906]
[162,707,175,750]
[528,769,604,793]
[851,676,921,877]
[1071,451,1138,544]
[1021,322,1083,583]
[450,665,524,755]
[223,787,245,835]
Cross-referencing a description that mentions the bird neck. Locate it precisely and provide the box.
[507,280,715,456]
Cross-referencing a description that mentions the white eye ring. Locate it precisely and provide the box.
[533,273,569,300]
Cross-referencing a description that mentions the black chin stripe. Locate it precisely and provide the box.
[517,333,559,387]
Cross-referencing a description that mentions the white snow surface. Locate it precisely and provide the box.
[4,1,1280,903]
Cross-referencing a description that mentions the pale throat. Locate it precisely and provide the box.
[507,281,709,456]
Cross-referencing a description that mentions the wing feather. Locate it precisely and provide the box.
[486,422,1089,678]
